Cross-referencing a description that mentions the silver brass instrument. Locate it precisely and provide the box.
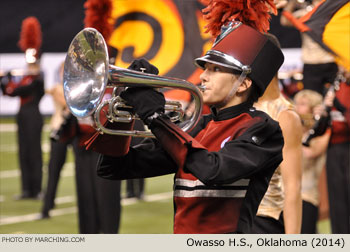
[63,28,203,137]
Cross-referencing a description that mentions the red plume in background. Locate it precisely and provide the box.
[84,0,114,41]
[18,16,42,52]
[200,0,277,37]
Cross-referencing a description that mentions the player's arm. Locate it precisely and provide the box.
[279,110,303,234]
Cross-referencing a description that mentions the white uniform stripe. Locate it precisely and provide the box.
[174,189,246,198]
[175,178,250,187]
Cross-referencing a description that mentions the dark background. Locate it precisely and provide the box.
[0,0,86,53]
[0,0,301,54]
[270,10,302,48]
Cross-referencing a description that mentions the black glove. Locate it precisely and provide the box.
[127,58,159,75]
[120,59,165,125]
[120,87,165,125]
[6,71,12,81]
[0,72,12,95]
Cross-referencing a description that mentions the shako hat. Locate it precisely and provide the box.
[18,16,42,64]
[195,0,284,96]
[195,21,284,96]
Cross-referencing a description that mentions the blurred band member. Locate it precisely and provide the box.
[40,62,71,218]
[252,34,303,234]
[1,17,44,199]
[280,0,338,95]
[324,69,350,233]
[69,0,121,233]
[294,89,330,233]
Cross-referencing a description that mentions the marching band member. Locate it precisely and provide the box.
[40,62,72,219]
[1,17,45,200]
[71,0,121,234]
[294,89,330,233]
[324,69,350,233]
[252,34,303,234]
[95,0,285,233]
[280,0,338,95]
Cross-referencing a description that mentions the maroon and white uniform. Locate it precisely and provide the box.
[97,101,284,233]
[97,22,285,234]
[1,73,44,198]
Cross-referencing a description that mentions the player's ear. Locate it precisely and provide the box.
[237,78,252,93]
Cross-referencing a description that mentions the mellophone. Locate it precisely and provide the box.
[63,28,204,138]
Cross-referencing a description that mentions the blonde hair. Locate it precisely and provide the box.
[294,89,323,110]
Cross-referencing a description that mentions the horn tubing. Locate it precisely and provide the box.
[106,65,203,134]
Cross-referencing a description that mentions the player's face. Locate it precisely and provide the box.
[295,96,312,115]
[200,63,237,107]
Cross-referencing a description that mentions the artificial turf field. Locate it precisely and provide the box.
[0,118,330,234]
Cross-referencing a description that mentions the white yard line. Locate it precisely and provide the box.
[0,169,20,178]
[0,124,50,132]
[0,123,50,152]
[0,162,74,179]
[0,207,77,225]
[0,191,173,226]
[0,124,17,132]
[1,142,50,153]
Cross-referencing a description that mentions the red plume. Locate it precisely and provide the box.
[18,16,42,52]
[200,0,277,37]
[84,0,114,41]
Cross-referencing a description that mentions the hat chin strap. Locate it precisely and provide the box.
[215,71,247,109]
